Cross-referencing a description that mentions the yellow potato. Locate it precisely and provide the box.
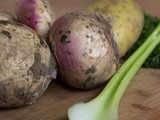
[85,0,144,57]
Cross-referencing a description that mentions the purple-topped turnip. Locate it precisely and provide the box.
[49,11,119,89]
[15,0,56,39]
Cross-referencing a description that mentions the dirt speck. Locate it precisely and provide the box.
[1,30,11,39]
[85,65,96,75]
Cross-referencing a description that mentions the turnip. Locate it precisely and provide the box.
[49,11,119,89]
[15,0,56,39]
[68,24,160,120]
[0,9,16,21]
[0,21,57,108]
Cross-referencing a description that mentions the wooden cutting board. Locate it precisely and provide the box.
[0,0,160,120]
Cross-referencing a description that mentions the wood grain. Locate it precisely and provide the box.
[0,0,160,120]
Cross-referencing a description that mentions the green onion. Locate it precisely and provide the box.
[68,24,160,120]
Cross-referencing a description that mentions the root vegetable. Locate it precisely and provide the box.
[15,0,56,39]
[49,11,119,89]
[0,21,57,108]
[85,0,144,57]
[0,9,15,21]
[68,23,160,120]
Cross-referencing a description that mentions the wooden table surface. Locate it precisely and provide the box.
[0,0,160,120]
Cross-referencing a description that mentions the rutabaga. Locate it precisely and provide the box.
[68,24,160,120]
[85,0,144,57]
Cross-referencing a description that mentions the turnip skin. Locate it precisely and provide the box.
[0,21,57,108]
[86,0,144,57]
[0,9,16,21]
[49,11,119,89]
[16,0,56,40]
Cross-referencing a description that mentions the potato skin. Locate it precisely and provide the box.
[0,9,15,21]
[49,11,119,89]
[0,21,57,108]
[86,0,144,57]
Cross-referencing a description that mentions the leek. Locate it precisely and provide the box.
[68,24,160,120]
